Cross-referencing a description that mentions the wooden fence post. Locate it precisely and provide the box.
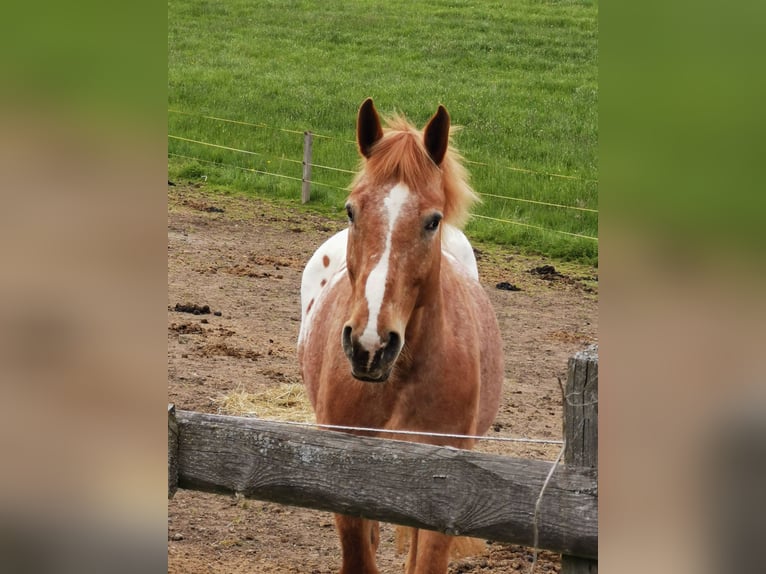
[562,344,598,573]
[168,403,179,499]
[301,131,313,203]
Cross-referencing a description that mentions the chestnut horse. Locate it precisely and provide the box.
[298,99,503,574]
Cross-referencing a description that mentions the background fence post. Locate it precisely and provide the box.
[562,344,598,573]
[168,403,179,499]
[301,131,313,203]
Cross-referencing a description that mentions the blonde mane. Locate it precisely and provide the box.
[351,114,479,228]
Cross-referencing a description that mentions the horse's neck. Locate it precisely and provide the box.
[401,269,447,366]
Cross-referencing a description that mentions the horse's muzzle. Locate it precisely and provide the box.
[341,325,402,383]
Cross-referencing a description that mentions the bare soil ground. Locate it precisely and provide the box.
[167,184,598,573]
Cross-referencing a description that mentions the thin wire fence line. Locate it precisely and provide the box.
[469,213,598,241]
[170,135,356,178]
[530,440,566,574]
[167,152,348,192]
[478,191,598,213]
[168,108,356,143]
[166,151,599,235]
[169,134,597,213]
[229,416,565,446]
[169,134,304,165]
[464,158,598,184]
[309,162,357,175]
[168,109,598,183]
[168,152,302,184]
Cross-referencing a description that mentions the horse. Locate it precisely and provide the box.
[298,98,504,574]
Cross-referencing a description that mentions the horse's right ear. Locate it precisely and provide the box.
[423,105,450,166]
[357,98,383,159]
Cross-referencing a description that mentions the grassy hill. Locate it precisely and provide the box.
[168,0,598,264]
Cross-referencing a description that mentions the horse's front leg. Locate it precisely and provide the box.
[404,528,419,574]
[334,514,380,574]
[407,529,453,574]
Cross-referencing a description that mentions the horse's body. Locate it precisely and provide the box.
[298,99,503,574]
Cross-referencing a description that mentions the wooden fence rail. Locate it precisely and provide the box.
[168,345,598,564]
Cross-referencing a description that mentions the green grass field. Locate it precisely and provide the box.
[168,0,598,264]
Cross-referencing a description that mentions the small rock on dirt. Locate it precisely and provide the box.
[528,265,565,280]
[174,303,211,315]
[169,322,205,334]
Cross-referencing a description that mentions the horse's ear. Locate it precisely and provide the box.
[423,105,450,166]
[357,98,383,159]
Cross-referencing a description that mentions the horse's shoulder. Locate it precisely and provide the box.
[442,224,479,281]
[299,229,348,343]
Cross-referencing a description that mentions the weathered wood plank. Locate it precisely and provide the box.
[564,344,598,469]
[174,410,598,559]
[562,344,598,573]
[168,403,179,499]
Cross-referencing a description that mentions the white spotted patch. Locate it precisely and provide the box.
[298,228,348,345]
[359,183,411,352]
[441,224,479,281]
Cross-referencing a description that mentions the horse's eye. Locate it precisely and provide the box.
[424,213,442,232]
[345,204,354,224]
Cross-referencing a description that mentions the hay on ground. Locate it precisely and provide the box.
[214,383,314,423]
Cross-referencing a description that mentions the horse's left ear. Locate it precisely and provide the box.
[357,98,383,159]
[423,105,450,166]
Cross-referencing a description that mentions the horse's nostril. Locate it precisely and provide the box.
[342,325,353,349]
[341,325,355,358]
[379,331,402,367]
[386,331,401,351]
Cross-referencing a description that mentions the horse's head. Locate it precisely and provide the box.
[341,98,476,382]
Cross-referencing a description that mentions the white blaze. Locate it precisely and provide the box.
[359,183,411,351]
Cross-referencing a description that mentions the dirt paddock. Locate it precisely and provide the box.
[167,184,598,573]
